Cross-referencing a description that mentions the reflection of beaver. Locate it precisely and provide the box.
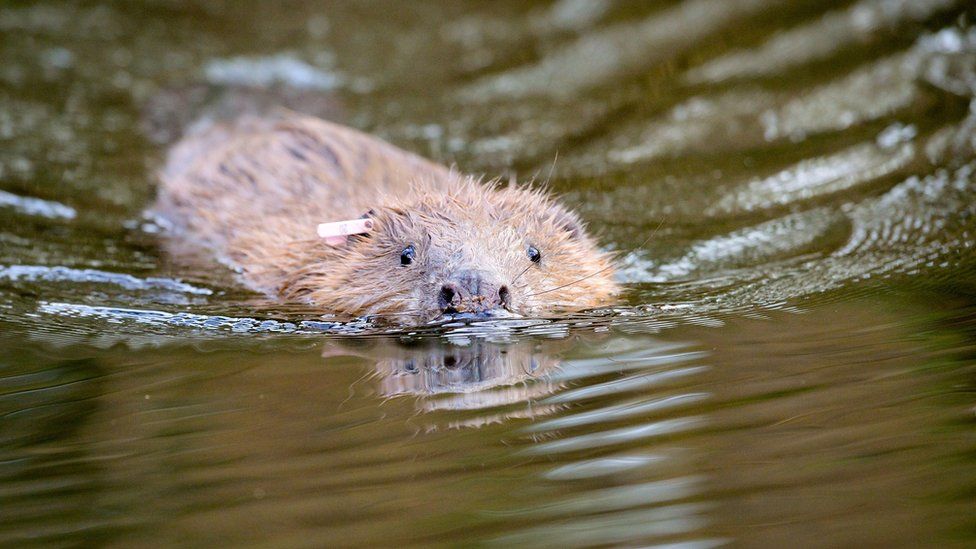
[323,337,566,428]
[155,114,618,323]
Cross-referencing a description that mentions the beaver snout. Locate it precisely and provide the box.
[438,269,511,314]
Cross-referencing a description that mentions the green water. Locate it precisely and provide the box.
[1,1,975,547]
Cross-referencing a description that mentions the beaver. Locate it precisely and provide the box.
[154,113,618,324]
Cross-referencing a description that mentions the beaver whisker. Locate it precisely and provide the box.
[545,151,559,187]
[525,263,617,298]
[527,217,667,298]
[512,261,557,294]
[510,264,533,286]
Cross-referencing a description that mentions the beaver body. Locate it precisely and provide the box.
[155,114,617,323]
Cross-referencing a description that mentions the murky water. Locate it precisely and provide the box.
[2,1,976,546]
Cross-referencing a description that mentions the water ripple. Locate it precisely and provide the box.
[760,27,976,141]
[553,347,705,381]
[687,0,959,83]
[489,504,715,548]
[204,54,344,91]
[543,366,707,405]
[0,190,75,219]
[631,209,845,284]
[491,476,703,519]
[708,140,915,217]
[526,393,709,433]
[36,302,342,334]
[521,417,703,455]
[543,454,665,480]
[460,0,782,100]
[1,265,211,295]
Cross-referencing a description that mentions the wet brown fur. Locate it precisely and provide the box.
[155,114,618,323]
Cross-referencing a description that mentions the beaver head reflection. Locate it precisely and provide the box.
[323,337,565,424]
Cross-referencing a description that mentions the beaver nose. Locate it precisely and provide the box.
[439,270,510,314]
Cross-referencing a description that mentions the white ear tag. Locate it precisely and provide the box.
[316,218,374,247]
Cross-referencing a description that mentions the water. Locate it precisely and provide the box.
[2,1,975,546]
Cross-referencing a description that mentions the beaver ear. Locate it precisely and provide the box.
[548,202,585,240]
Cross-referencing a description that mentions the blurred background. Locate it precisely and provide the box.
[1,1,975,547]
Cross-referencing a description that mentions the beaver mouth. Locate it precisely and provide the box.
[441,298,506,316]
[436,308,520,322]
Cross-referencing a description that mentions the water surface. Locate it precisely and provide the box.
[1,1,975,547]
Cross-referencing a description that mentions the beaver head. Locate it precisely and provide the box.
[279,177,618,324]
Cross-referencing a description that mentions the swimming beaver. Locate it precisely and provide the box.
[154,114,618,323]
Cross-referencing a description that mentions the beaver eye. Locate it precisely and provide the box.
[400,244,416,266]
[527,246,542,263]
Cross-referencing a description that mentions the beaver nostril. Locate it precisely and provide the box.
[498,285,511,307]
[439,284,459,312]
